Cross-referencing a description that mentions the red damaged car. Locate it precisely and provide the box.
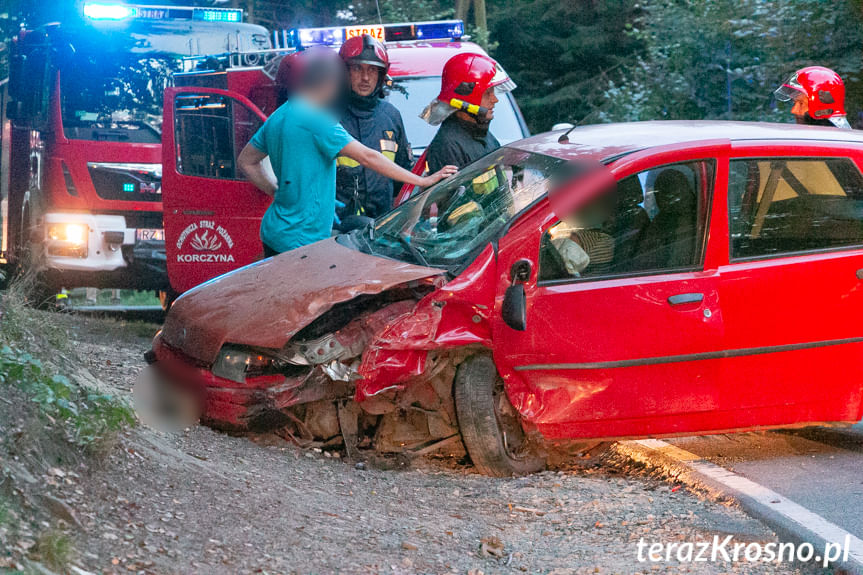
[148,121,863,476]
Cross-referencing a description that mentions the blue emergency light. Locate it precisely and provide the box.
[83,3,243,23]
[289,20,464,49]
[83,3,136,20]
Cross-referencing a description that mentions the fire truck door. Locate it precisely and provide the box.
[162,87,269,294]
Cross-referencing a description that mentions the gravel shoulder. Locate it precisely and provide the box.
[3,313,828,574]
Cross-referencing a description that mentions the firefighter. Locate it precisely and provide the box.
[422,53,517,172]
[335,34,412,225]
[238,48,457,256]
[774,66,852,129]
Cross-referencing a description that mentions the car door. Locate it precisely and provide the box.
[162,87,270,294]
[717,147,863,425]
[493,146,730,441]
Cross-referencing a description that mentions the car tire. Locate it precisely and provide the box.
[454,354,546,477]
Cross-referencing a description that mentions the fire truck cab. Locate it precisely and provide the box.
[162,20,530,296]
[0,4,269,297]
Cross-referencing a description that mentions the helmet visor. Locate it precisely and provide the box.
[774,73,804,102]
[350,59,387,69]
[489,62,517,94]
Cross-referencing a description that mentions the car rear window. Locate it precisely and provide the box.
[728,158,863,259]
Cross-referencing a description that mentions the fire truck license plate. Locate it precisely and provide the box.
[136,228,165,242]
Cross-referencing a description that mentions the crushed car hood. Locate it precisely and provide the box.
[161,238,444,364]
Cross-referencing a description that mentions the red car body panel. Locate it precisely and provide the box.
[491,125,863,440]
[356,243,498,397]
[154,121,863,440]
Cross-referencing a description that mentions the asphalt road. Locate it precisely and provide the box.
[666,423,863,539]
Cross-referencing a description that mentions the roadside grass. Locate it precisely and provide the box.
[33,529,74,571]
[1,278,138,571]
[0,275,141,572]
[65,288,160,307]
[0,344,134,451]
[0,277,136,452]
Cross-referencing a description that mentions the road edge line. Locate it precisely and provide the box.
[617,438,863,574]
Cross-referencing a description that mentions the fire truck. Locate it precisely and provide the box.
[0,3,270,301]
[162,20,530,296]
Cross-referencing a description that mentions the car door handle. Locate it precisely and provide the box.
[856,268,863,280]
[668,293,704,306]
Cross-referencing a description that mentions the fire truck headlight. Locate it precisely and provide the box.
[47,223,89,258]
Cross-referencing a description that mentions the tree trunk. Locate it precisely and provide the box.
[455,0,469,24]
[474,0,487,33]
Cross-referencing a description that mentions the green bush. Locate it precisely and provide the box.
[0,344,134,449]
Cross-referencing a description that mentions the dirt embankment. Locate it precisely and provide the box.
[1,305,823,574]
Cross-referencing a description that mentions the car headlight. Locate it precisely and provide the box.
[211,345,283,383]
[46,223,89,258]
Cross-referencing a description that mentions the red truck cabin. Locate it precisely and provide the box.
[1,4,269,293]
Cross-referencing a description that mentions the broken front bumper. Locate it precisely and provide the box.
[149,334,352,431]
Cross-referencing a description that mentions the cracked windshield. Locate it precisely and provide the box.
[367,148,565,269]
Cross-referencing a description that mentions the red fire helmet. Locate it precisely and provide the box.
[338,34,390,73]
[774,66,850,129]
[421,52,516,125]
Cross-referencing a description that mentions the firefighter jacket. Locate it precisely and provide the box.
[336,98,412,219]
[426,114,500,173]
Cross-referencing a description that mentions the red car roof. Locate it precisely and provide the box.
[512,120,863,164]
[386,41,487,77]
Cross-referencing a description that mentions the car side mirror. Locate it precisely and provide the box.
[502,259,531,331]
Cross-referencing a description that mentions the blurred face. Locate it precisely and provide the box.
[349,63,382,97]
[791,93,809,124]
[481,87,499,120]
[304,78,342,108]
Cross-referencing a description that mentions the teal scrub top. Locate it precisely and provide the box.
[250,96,354,253]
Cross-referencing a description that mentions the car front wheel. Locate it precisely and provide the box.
[454,354,546,476]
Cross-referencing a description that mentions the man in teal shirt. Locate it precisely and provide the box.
[238,50,456,256]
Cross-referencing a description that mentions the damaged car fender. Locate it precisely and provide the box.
[357,243,499,400]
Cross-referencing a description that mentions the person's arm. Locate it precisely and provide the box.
[238,143,278,197]
[340,141,456,188]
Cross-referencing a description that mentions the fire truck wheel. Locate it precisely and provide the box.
[454,354,546,477]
